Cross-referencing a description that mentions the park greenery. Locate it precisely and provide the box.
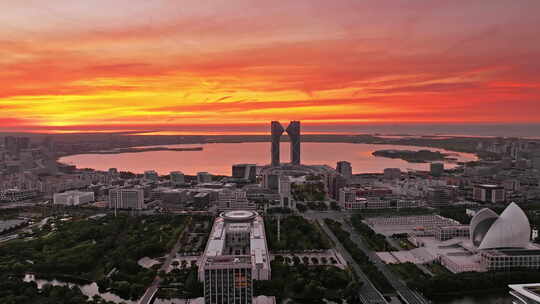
[349,214,396,251]
[0,274,116,304]
[292,181,326,202]
[254,261,361,303]
[157,266,203,300]
[324,219,394,293]
[265,215,331,251]
[0,214,189,300]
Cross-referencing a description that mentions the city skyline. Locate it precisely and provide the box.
[1,1,540,133]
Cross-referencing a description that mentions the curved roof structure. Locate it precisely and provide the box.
[470,202,531,250]
[469,208,498,247]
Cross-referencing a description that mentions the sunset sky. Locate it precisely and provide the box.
[1,0,540,133]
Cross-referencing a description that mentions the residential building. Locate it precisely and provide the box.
[144,170,159,181]
[232,164,257,182]
[336,161,352,180]
[198,172,213,184]
[170,171,185,186]
[108,188,144,210]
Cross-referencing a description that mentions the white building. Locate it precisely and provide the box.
[199,210,271,304]
[53,190,94,206]
[109,188,144,210]
[509,283,540,304]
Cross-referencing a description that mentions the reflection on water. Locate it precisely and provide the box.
[23,274,136,304]
[59,142,477,175]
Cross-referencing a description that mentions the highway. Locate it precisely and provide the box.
[340,219,431,304]
[317,218,388,304]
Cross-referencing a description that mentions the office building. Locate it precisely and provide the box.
[170,171,186,186]
[197,172,213,184]
[430,162,444,177]
[270,120,302,167]
[509,283,540,304]
[427,186,453,207]
[278,175,292,208]
[53,190,95,206]
[270,121,285,167]
[473,184,506,203]
[286,121,301,166]
[199,210,271,304]
[217,189,255,211]
[144,170,159,181]
[232,164,257,182]
[336,161,353,180]
[109,188,144,210]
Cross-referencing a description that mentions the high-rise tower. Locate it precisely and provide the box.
[271,121,284,166]
[286,121,301,165]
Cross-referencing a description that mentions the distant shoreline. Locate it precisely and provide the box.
[67,146,203,156]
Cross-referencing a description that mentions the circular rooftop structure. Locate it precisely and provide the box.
[220,210,258,222]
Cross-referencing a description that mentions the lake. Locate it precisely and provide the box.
[59,142,477,175]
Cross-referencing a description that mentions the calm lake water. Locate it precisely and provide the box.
[59,142,477,175]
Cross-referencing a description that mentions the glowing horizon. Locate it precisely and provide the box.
[1,1,539,132]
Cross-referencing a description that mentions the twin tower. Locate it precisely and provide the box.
[271,121,301,167]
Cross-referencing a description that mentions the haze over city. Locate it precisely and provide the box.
[1,1,540,304]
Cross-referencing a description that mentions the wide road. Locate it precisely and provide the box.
[138,219,191,304]
[317,218,388,304]
[341,219,431,304]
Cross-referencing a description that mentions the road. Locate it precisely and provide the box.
[317,218,388,304]
[341,219,431,304]
[138,219,191,304]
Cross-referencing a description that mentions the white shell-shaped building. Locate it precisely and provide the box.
[470,202,531,250]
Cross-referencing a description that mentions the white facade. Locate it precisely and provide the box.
[509,283,540,304]
[470,203,531,250]
[53,191,94,206]
[199,210,271,304]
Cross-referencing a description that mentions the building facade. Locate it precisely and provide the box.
[108,188,144,209]
[53,190,95,206]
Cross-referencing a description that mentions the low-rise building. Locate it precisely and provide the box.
[53,190,95,206]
